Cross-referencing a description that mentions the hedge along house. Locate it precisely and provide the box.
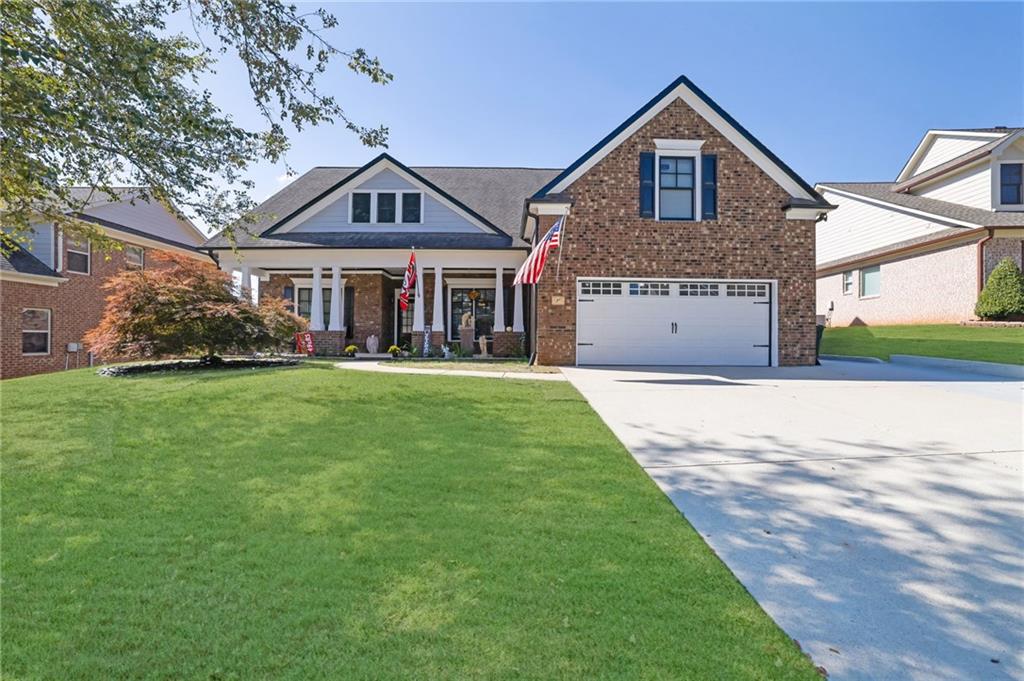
[203,75,833,365]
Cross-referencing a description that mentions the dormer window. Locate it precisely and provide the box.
[1000,163,1022,205]
[352,193,371,223]
[349,191,423,224]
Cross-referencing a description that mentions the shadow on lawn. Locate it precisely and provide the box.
[627,427,1024,681]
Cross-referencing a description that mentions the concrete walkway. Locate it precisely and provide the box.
[563,360,1023,681]
[335,360,566,381]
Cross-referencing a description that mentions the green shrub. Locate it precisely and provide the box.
[975,257,1024,319]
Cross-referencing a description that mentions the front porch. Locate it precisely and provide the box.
[230,254,530,357]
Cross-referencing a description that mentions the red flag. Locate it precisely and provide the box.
[294,332,315,355]
[399,251,417,311]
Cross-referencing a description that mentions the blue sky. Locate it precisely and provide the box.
[176,2,1022,214]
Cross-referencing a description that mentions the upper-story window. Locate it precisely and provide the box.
[1001,163,1023,205]
[352,193,371,223]
[659,157,695,220]
[125,245,144,268]
[67,239,90,274]
[350,191,423,224]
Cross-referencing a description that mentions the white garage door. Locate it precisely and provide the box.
[576,279,772,366]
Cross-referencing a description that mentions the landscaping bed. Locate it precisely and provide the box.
[821,324,1024,365]
[387,358,560,373]
[97,356,300,376]
[2,366,818,680]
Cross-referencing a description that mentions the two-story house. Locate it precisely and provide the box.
[1,188,209,379]
[204,75,833,366]
[816,127,1024,326]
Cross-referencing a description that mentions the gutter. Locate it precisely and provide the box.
[977,228,994,294]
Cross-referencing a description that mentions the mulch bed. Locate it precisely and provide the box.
[98,357,300,377]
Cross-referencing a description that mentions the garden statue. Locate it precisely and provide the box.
[366,334,379,354]
[459,311,476,353]
[478,335,488,358]
[460,311,473,328]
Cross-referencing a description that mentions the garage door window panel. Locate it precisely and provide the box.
[629,282,670,296]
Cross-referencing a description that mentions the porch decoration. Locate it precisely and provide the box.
[478,335,489,358]
[398,251,417,311]
[343,344,358,358]
[366,334,379,354]
[459,310,475,354]
[468,289,480,301]
[295,331,315,355]
[387,344,401,357]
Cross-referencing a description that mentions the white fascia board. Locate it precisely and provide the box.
[785,206,831,220]
[0,271,66,286]
[273,159,499,235]
[98,226,210,260]
[817,185,980,229]
[545,83,817,203]
[211,248,527,271]
[528,202,572,216]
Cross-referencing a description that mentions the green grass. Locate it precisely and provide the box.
[388,359,561,373]
[1,365,818,680]
[822,324,1024,365]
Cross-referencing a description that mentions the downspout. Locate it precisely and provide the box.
[976,228,994,295]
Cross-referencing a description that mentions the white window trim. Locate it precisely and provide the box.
[654,139,705,222]
[66,239,90,275]
[347,190,424,225]
[995,161,1024,211]
[841,270,854,296]
[125,245,145,268]
[859,266,881,300]
[21,308,51,356]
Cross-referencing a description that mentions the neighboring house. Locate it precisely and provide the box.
[1,189,208,379]
[816,127,1024,326]
[204,75,832,366]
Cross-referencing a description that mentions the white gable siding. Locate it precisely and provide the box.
[911,135,994,176]
[916,162,992,209]
[84,198,205,246]
[292,168,484,233]
[816,189,964,265]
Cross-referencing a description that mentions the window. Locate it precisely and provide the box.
[842,271,853,295]
[450,288,496,340]
[297,288,332,325]
[402,193,422,223]
[679,283,719,297]
[659,157,695,220]
[125,245,144,268]
[1001,163,1023,205]
[628,282,671,296]
[725,283,768,297]
[580,281,622,296]
[377,192,396,223]
[860,265,881,298]
[67,239,90,274]
[351,193,371,223]
[21,308,51,355]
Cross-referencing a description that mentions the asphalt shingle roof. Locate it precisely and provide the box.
[0,242,62,279]
[818,182,1024,227]
[204,166,561,249]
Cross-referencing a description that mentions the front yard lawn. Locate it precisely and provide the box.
[822,324,1024,365]
[1,365,818,679]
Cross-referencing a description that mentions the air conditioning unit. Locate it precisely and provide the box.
[67,342,82,352]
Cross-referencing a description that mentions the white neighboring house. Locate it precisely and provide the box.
[816,127,1024,326]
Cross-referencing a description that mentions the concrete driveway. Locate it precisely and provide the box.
[563,360,1023,681]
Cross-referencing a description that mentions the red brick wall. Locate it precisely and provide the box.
[1,240,185,379]
[535,97,817,366]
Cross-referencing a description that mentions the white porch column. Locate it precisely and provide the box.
[236,265,251,301]
[328,266,343,331]
[310,266,325,331]
[432,266,444,337]
[512,283,525,333]
[493,266,505,332]
[412,258,425,332]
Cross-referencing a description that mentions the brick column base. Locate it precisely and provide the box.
[492,331,524,358]
[430,331,446,354]
[411,331,425,355]
[308,330,346,356]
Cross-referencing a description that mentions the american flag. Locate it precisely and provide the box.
[513,216,563,286]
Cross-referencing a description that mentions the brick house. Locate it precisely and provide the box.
[204,76,832,366]
[1,189,208,379]
[816,127,1024,326]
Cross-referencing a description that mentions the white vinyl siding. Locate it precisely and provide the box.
[917,162,992,210]
[816,189,965,266]
[293,169,480,233]
[22,223,55,268]
[84,198,205,246]
[911,135,995,176]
